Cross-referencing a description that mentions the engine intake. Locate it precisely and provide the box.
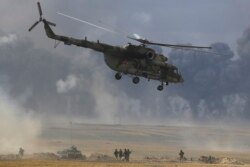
[146,51,155,60]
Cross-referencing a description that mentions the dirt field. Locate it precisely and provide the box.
[1,124,250,166]
[0,160,249,167]
[35,124,250,156]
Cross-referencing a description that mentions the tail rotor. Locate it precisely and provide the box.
[28,2,56,32]
[37,2,43,17]
[28,20,40,32]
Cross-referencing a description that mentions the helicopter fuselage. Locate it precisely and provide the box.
[103,46,183,83]
[42,19,183,87]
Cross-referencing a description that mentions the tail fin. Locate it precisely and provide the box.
[43,19,56,38]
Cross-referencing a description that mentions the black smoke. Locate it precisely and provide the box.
[167,28,250,121]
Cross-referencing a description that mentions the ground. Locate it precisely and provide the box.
[1,124,250,166]
[0,160,250,167]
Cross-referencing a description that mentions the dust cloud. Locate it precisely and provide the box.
[0,88,41,154]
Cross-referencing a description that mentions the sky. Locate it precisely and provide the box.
[0,0,250,128]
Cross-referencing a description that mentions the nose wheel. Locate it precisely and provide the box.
[115,73,122,80]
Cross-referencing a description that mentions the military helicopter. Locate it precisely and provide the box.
[29,2,212,91]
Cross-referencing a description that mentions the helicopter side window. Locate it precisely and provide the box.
[173,69,179,75]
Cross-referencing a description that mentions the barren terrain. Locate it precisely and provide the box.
[1,160,250,167]
[1,124,250,166]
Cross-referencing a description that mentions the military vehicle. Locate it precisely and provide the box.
[29,2,212,91]
[57,145,85,160]
[199,156,217,164]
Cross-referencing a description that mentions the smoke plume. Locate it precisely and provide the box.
[0,87,41,154]
[56,74,79,94]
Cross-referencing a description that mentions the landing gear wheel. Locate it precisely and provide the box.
[157,85,164,91]
[166,82,169,86]
[115,73,122,80]
[132,77,140,84]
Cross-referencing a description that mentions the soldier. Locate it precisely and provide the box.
[124,149,128,161]
[114,149,119,159]
[19,147,24,157]
[119,149,123,160]
[208,155,212,164]
[126,149,131,162]
[179,149,184,162]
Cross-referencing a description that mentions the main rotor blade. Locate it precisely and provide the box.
[171,47,222,56]
[133,33,142,40]
[148,41,212,49]
[127,36,149,44]
[37,2,42,17]
[28,21,40,32]
[57,12,119,35]
[128,34,211,49]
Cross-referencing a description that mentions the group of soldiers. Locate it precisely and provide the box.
[114,149,184,162]
[114,149,132,161]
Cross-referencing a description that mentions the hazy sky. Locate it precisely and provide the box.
[0,0,250,126]
[0,1,249,50]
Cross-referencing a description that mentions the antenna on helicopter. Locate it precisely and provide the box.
[28,2,56,32]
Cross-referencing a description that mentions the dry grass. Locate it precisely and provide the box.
[0,160,249,167]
